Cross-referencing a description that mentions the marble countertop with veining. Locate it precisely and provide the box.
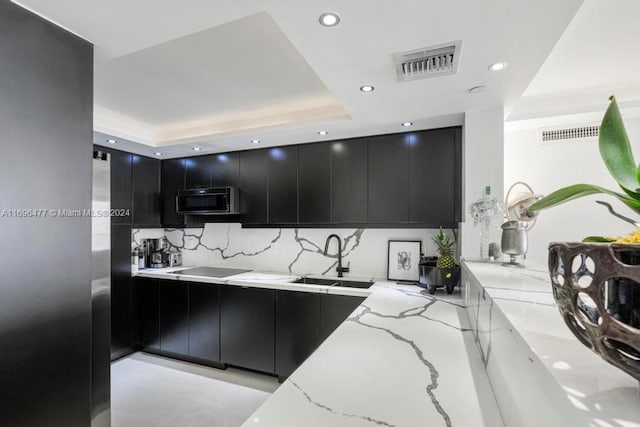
[464,260,640,427]
[241,283,502,427]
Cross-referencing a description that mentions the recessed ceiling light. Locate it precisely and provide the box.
[251,139,261,144]
[468,85,486,94]
[360,85,375,93]
[401,122,413,127]
[154,152,163,156]
[318,131,328,136]
[488,62,508,71]
[192,147,202,151]
[319,12,340,27]
[106,139,117,144]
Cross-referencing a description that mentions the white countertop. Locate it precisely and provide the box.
[134,266,375,297]
[463,260,640,426]
[242,283,501,427]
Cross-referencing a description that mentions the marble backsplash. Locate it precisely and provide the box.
[133,224,453,279]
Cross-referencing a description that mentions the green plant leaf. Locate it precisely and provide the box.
[600,96,640,192]
[582,236,616,243]
[529,183,640,213]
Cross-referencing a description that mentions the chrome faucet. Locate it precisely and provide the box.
[324,234,350,278]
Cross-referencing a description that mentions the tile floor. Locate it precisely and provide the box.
[111,352,279,427]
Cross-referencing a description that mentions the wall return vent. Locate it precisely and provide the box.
[393,41,462,82]
[540,125,600,143]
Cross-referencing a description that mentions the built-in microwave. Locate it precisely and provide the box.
[176,187,239,215]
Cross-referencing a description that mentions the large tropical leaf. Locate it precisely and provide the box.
[600,96,640,193]
[529,183,640,214]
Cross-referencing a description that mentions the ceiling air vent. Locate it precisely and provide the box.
[393,41,462,82]
[539,125,600,144]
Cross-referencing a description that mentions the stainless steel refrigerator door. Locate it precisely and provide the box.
[92,152,111,427]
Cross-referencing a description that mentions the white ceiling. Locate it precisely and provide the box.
[14,0,583,157]
[509,0,640,124]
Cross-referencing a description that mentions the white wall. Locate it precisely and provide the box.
[504,114,640,265]
[461,108,505,259]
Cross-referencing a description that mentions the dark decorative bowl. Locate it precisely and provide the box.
[548,242,640,381]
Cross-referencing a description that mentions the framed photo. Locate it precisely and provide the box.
[387,240,421,282]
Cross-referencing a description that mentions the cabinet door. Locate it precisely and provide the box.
[239,149,268,224]
[135,277,159,350]
[211,152,239,188]
[299,143,331,224]
[368,134,410,223]
[221,286,275,373]
[109,149,132,225]
[185,155,212,189]
[159,280,189,355]
[161,158,185,227]
[111,224,132,358]
[275,291,321,378]
[188,282,220,362]
[331,138,368,223]
[132,155,161,227]
[268,146,298,223]
[319,294,365,342]
[409,128,457,225]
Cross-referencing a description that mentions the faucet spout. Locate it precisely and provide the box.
[323,234,350,278]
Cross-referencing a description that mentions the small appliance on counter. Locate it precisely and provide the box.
[140,237,182,269]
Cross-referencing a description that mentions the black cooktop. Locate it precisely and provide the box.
[169,266,251,278]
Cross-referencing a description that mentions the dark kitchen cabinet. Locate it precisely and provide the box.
[409,128,459,225]
[111,224,133,359]
[298,143,331,223]
[320,294,365,342]
[239,149,268,224]
[185,155,212,189]
[221,286,275,373]
[159,281,189,355]
[109,149,133,225]
[188,282,221,362]
[267,146,298,223]
[135,277,160,350]
[368,134,410,223]
[275,290,321,378]
[331,138,368,223]
[161,158,185,227]
[211,152,240,188]
[132,155,161,227]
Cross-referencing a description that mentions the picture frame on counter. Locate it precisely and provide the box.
[387,240,421,282]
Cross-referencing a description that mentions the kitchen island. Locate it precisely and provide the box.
[135,267,502,426]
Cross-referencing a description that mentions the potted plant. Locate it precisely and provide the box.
[426,228,460,294]
[528,96,640,381]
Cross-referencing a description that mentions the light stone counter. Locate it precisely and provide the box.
[463,260,640,427]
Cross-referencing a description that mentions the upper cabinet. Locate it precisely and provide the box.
[267,146,298,224]
[239,149,269,225]
[367,134,410,223]
[132,155,161,227]
[108,149,132,225]
[161,158,185,228]
[409,128,461,226]
[331,138,368,224]
[156,126,461,228]
[298,143,331,224]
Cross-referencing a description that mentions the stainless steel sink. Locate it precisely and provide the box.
[292,277,374,289]
[333,280,374,289]
[292,277,339,286]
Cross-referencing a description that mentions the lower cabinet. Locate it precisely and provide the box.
[134,278,365,377]
[221,286,275,373]
[275,290,321,378]
[188,282,221,363]
[159,281,189,355]
[320,294,365,342]
[135,277,160,351]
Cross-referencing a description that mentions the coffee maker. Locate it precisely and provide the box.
[141,237,181,268]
